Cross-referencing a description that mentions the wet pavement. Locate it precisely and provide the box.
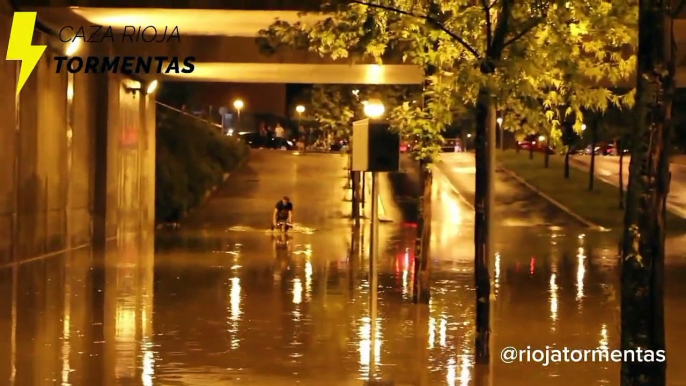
[571,155,686,218]
[2,150,686,385]
[437,153,586,228]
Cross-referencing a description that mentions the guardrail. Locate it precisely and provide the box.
[155,101,224,130]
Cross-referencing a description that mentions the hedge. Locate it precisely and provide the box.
[155,107,249,223]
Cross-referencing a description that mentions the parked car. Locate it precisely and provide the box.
[238,132,296,150]
[238,132,268,148]
[517,140,555,154]
[330,139,348,152]
[442,138,460,152]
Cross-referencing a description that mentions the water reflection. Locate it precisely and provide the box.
[3,222,686,385]
[577,247,586,303]
[549,273,559,324]
[229,277,241,349]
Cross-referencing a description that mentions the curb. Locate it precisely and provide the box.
[498,163,605,230]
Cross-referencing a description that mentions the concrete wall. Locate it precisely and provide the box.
[176,82,287,117]
[0,12,156,265]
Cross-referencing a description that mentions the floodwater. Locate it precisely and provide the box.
[1,151,686,385]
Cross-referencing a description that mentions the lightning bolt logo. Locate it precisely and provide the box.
[6,12,46,96]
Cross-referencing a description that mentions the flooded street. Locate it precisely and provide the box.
[1,151,686,385]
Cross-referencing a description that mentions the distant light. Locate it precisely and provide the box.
[227,129,234,136]
[363,99,385,118]
[497,117,503,125]
[538,135,545,142]
[467,134,472,138]
[352,89,360,95]
[146,80,158,94]
[66,40,81,56]
[296,105,305,113]
[233,99,244,110]
[581,124,587,131]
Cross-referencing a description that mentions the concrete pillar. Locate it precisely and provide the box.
[0,14,17,265]
[92,73,114,252]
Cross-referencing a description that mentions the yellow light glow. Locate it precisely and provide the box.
[295,105,305,113]
[293,278,302,304]
[146,80,158,94]
[577,247,586,302]
[363,99,385,118]
[549,273,558,322]
[233,99,244,110]
[538,135,546,142]
[65,39,80,56]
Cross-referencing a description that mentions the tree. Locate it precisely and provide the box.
[260,0,636,365]
[620,1,685,384]
[390,75,457,303]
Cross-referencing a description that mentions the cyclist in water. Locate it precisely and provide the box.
[272,196,293,231]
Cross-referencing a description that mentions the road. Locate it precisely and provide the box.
[436,152,587,229]
[570,155,686,218]
[3,150,686,385]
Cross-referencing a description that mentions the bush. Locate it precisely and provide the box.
[155,107,249,223]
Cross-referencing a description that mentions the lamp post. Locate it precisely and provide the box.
[497,117,504,150]
[296,105,305,126]
[233,99,244,130]
[363,99,384,380]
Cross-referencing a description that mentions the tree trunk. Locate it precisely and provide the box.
[544,148,550,168]
[589,119,597,191]
[564,147,571,179]
[620,1,671,385]
[619,141,625,209]
[474,87,495,365]
[412,160,432,304]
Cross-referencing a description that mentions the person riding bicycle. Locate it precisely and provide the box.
[272,196,293,230]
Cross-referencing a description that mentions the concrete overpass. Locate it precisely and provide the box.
[14,3,686,86]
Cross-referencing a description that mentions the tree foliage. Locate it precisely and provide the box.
[298,83,420,138]
[259,0,637,164]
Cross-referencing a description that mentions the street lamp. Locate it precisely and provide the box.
[233,99,244,130]
[581,123,587,131]
[539,135,546,142]
[363,99,385,118]
[296,105,305,126]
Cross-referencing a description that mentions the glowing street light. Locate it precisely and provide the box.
[539,135,546,142]
[146,80,158,94]
[363,99,385,118]
[233,99,244,130]
[295,105,305,127]
[497,117,503,125]
[581,123,587,131]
